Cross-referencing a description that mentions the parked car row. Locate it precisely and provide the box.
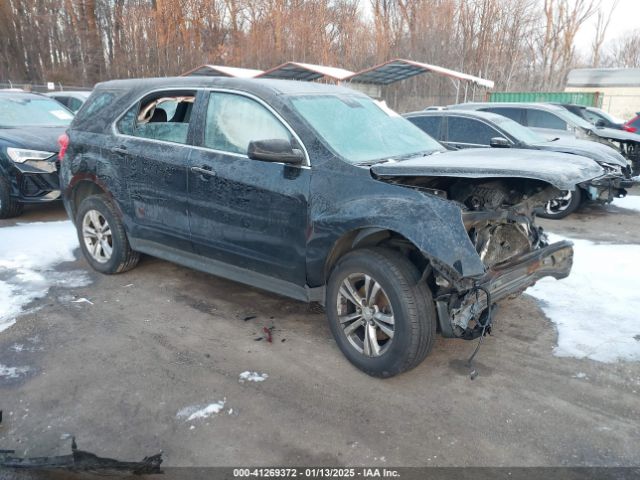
[0,81,637,377]
[449,101,640,176]
[405,108,634,218]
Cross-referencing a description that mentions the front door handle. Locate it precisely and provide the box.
[191,165,216,179]
[113,145,128,154]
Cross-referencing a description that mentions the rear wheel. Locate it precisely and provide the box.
[537,188,582,220]
[75,194,140,274]
[326,248,436,378]
[0,176,24,219]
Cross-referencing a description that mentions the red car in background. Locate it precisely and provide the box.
[624,113,640,133]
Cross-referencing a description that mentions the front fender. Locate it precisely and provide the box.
[306,160,486,287]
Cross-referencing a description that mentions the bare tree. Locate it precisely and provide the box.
[591,0,619,67]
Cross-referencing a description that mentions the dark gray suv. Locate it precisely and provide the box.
[59,77,601,377]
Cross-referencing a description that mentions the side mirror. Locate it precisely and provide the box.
[595,119,606,128]
[248,139,304,165]
[489,137,511,148]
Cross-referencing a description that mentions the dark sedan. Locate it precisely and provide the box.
[0,91,72,218]
[405,109,633,218]
[555,103,628,131]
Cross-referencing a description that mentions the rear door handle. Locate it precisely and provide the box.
[191,165,216,179]
[113,145,128,154]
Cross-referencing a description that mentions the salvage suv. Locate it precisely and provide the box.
[60,78,603,377]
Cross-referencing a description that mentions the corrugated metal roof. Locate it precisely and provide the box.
[258,62,354,81]
[567,68,640,87]
[181,65,264,78]
[345,59,495,88]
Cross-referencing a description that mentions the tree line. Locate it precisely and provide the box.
[0,0,635,109]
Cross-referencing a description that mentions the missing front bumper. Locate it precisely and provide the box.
[436,240,574,338]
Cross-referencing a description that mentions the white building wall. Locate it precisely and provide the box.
[565,86,640,120]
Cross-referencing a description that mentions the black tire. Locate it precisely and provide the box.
[326,247,436,378]
[537,188,582,220]
[75,194,140,274]
[0,176,24,219]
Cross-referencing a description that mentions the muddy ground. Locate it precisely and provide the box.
[0,190,639,468]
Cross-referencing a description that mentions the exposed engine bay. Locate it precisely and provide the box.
[380,175,570,340]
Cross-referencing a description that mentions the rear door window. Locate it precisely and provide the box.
[406,116,442,140]
[525,109,567,130]
[203,92,293,155]
[446,116,500,145]
[117,90,195,144]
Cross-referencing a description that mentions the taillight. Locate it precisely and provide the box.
[58,133,69,161]
[623,125,637,133]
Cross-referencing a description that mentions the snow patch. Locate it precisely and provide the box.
[0,318,16,334]
[613,195,640,212]
[0,363,29,379]
[0,221,91,329]
[71,297,94,305]
[177,400,226,422]
[528,234,640,363]
[239,371,268,383]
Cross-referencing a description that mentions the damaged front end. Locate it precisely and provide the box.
[369,149,597,341]
[411,177,573,340]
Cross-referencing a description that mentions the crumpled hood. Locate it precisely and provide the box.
[534,138,628,168]
[0,126,65,153]
[590,126,640,143]
[371,148,604,191]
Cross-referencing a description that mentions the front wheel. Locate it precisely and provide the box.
[75,194,140,274]
[537,188,582,220]
[326,248,436,378]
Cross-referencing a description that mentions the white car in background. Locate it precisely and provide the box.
[46,91,91,113]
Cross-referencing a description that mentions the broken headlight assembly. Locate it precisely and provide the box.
[6,147,55,163]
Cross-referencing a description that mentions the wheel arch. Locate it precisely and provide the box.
[323,227,432,284]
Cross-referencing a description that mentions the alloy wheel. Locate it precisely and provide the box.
[82,209,113,263]
[336,273,395,357]
[545,191,573,215]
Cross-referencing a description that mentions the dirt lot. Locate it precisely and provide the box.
[1,191,639,468]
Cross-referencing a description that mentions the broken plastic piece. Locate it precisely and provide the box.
[0,437,162,474]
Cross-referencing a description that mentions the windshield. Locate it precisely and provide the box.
[586,107,624,124]
[491,115,545,144]
[553,107,594,130]
[289,95,444,164]
[0,96,74,127]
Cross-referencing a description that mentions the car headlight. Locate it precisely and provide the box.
[6,147,55,163]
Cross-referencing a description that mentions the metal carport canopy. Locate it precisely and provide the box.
[181,64,264,78]
[345,58,494,89]
[258,62,354,82]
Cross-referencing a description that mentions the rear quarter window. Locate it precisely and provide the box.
[481,107,523,124]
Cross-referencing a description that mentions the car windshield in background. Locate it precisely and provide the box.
[0,96,74,127]
[491,115,546,144]
[588,107,624,124]
[290,95,444,164]
[554,107,594,130]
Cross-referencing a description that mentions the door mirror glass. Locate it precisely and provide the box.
[248,139,304,165]
[594,119,606,128]
[489,137,511,148]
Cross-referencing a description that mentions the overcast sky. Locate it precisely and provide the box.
[574,0,640,53]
